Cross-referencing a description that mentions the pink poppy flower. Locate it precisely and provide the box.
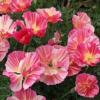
[0,15,16,40]
[72,12,91,29]
[22,11,48,37]
[67,28,93,53]
[0,0,11,13]
[10,0,32,12]
[13,28,32,45]
[7,88,46,100]
[71,35,100,66]
[48,31,61,45]
[37,7,62,23]
[82,24,95,34]
[11,20,33,45]
[67,58,81,76]
[36,45,69,85]
[3,51,44,92]
[75,73,99,98]
[0,39,9,61]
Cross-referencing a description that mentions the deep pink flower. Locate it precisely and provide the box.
[13,28,32,45]
[7,88,46,100]
[67,58,81,76]
[37,7,62,23]
[72,12,91,29]
[3,51,44,92]
[12,20,33,45]
[22,11,48,37]
[75,73,99,98]
[10,0,32,12]
[0,15,16,40]
[0,39,9,61]
[71,35,100,66]
[36,45,69,85]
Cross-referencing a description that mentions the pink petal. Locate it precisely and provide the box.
[5,51,25,73]
[7,96,19,100]
[0,39,9,61]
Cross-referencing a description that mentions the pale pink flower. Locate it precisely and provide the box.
[72,12,91,29]
[82,24,94,34]
[10,0,32,12]
[67,28,94,53]
[0,39,9,61]
[36,45,69,85]
[7,88,46,100]
[48,31,61,45]
[75,73,99,98]
[37,7,62,23]
[3,51,44,92]
[0,15,16,40]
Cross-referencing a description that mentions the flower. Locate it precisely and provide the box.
[75,73,99,98]
[0,15,16,40]
[37,7,62,23]
[3,51,44,92]
[0,0,11,13]
[22,11,48,37]
[67,28,94,54]
[7,88,46,100]
[12,20,33,45]
[71,35,100,66]
[48,31,61,45]
[0,39,9,61]
[10,0,32,12]
[13,28,32,45]
[72,12,91,29]
[36,45,69,85]
[67,58,81,76]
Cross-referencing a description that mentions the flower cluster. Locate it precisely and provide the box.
[67,12,100,98]
[0,1,100,99]
[0,0,33,13]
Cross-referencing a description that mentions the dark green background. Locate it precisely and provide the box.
[0,0,100,100]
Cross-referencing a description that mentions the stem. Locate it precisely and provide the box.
[14,42,18,50]
[85,66,89,72]
[23,45,27,51]
[58,88,75,100]
[0,87,9,89]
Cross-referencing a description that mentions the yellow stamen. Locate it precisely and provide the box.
[32,23,39,33]
[84,52,95,63]
[45,67,58,75]
[48,11,53,16]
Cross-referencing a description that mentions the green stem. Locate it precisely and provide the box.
[85,66,89,72]
[23,45,27,51]
[58,88,75,100]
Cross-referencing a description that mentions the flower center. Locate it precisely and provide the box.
[14,72,20,75]
[84,52,95,63]
[22,71,27,77]
[46,9,53,17]
[48,62,53,67]
[79,82,91,93]
[32,23,39,33]
[45,67,58,75]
